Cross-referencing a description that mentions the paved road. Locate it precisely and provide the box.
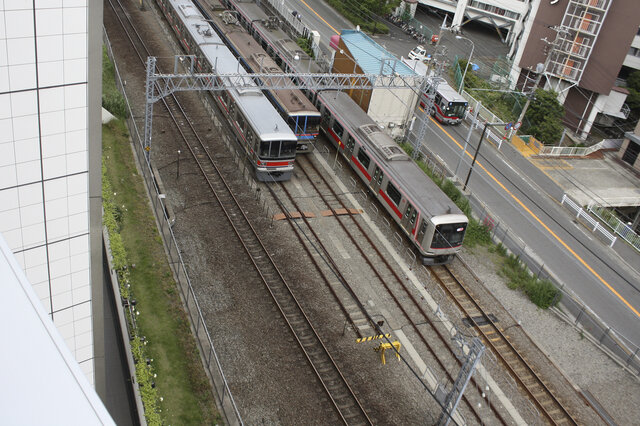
[419,113,640,345]
[282,0,640,348]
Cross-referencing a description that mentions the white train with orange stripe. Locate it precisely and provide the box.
[317,90,468,264]
[157,0,298,181]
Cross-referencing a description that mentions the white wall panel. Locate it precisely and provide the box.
[0,93,11,118]
[37,35,64,63]
[0,187,18,211]
[63,33,86,59]
[64,84,86,108]
[0,66,9,91]
[7,37,35,64]
[0,118,13,142]
[0,164,17,188]
[39,86,65,112]
[1,0,95,387]
[43,155,66,179]
[62,7,86,34]
[14,137,40,163]
[8,63,36,90]
[46,196,69,219]
[21,222,45,248]
[36,8,63,36]
[16,159,41,184]
[44,176,68,200]
[10,91,37,117]
[40,110,65,136]
[26,263,50,287]
[5,10,34,38]
[19,203,44,226]
[12,114,38,141]
[0,141,15,167]
[46,216,69,240]
[66,129,86,152]
[42,134,66,158]
[37,60,64,86]
[62,57,85,83]
[24,245,48,267]
[36,0,64,8]
[18,182,43,206]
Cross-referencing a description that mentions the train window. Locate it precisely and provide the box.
[357,148,370,170]
[332,120,344,139]
[236,115,245,133]
[386,181,401,206]
[410,209,417,225]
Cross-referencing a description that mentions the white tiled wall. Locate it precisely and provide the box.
[0,1,92,384]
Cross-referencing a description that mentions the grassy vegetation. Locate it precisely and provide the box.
[490,244,560,309]
[102,47,129,119]
[103,49,219,424]
[398,142,559,309]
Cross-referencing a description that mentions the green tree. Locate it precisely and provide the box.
[362,0,401,16]
[523,88,565,144]
[625,70,640,113]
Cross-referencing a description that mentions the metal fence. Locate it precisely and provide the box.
[103,28,243,425]
[588,202,640,252]
[561,194,617,247]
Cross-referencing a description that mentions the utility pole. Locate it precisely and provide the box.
[405,49,447,160]
[514,26,568,136]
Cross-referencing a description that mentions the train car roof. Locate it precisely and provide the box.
[430,77,468,104]
[220,30,320,117]
[231,1,324,74]
[168,0,295,141]
[319,91,463,218]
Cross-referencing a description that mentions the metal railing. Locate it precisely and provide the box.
[537,138,621,156]
[588,202,640,252]
[104,28,243,425]
[561,194,617,247]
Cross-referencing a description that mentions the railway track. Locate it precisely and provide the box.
[276,154,516,424]
[106,1,372,423]
[430,264,580,425]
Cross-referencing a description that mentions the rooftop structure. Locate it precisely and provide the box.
[330,30,419,137]
[0,233,114,425]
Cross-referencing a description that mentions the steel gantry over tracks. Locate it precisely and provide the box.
[143,56,427,156]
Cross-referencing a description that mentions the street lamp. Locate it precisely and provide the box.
[455,35,474,94]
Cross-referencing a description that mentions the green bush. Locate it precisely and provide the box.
[296,37,315,58]
[500,254,560,309]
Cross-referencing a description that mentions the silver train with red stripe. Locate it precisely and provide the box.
[317,91,468,264]
[216,0,468,263]
[157,0,298,181]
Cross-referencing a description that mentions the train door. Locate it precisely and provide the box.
[371,165,383,193]
[417,219,428,245]
[345,134,355,159]
[401,203,417,233]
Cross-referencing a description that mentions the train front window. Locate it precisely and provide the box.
[260,140,296,159]
[446,102,468,118]
[306,116,320,134]
[431,223,467,249]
